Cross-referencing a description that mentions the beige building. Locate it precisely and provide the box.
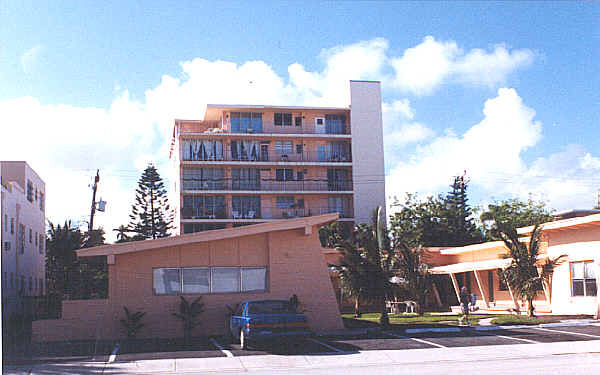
[32,214,344,342]
[431,214,600,316]
[170,80,386,235]
[1,161,46,319]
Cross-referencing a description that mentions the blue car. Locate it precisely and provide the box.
[229,299,311,349]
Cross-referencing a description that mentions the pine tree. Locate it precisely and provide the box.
[442,173,483,246]
[128,164,173,239]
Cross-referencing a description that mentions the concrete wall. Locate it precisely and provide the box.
[32,225,343,342]
[546,226,600,315]
[349,81,386,225]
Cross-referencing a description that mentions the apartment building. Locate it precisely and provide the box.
[170,80,386,234]
[1,161,46,319]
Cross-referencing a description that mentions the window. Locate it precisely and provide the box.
[39,192,44,210]
[183,223,226,234]
[4,214,7,232]
[296,171,304,181]
[295,116,302,127]
[181,139,224,161]
[39,278,44,295]
[241,268,267,292]
[212,267,240,293]
[327,168,350,191]
[182,195,226,219]
[325,114,346,134]
[182,167,225,190]
[275,141,293,154]
[232,196,261,218]
[296,198,304,209]
[4,242,10,251]
[18,224,25,253]
[296,144,303,154]
[571,261,597,297]
[29,228,32,243]
[182,268,210,294]
[27,181,34,202]
[153,268,181,295]
[35,232,38,246]
[10,272,13,289]
[39,234,44,253]
[274,112,292,126]
[232,168,261,190]
[231,112,263,133]
[10,218,14,234]
[153,267,267,295]
[275,169,294,181]
[29,276,32,292]
[276,196,295,208]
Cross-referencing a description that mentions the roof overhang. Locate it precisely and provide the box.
[440,241,506,255]
[430,258,512,274]
[77,213,338,258]
[204,104,349,121]
[517,213,600,235]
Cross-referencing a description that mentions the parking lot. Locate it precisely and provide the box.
[5,322,600,374]
[110,323,600,361]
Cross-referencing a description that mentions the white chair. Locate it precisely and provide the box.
[246,210,255,219]
[232,211,241,219]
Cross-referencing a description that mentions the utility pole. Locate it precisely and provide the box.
[89,170,100,232]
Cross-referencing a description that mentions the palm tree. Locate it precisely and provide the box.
[113,225,130,243]
[173,296,204,344]
[336,207,394,326]
[393,242,431,316]
[499,225,564,317]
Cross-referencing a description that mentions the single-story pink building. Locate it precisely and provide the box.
[431,213,600,316]
[32,214,344,343]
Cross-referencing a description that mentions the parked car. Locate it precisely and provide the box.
[229,299,311,349]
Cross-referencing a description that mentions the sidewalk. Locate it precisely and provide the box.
[5,339,600,374]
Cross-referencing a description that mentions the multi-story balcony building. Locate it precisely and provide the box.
[1,161,46,319]
[170,80,386,234]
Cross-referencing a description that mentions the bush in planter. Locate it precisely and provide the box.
[172,296,204,345]
[120,307,146,339]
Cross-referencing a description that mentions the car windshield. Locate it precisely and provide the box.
[247,301,295,314]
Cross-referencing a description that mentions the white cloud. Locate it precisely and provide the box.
[0,37,548,242]
[390,36,534,95]
[385,88,600,212]
[21,45,42,74]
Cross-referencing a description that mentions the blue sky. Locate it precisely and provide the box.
[1,1,599,238]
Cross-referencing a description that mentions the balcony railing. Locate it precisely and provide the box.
[182,178,353,192]
[181,205,353,220]
[182,150,352,163]
[181,122,350,136]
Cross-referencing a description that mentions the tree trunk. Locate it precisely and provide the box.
[528,296,535,317]
[354,296,361,317]
[379,298,389,327]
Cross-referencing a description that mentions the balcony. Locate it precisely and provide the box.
[182,150,352,163]
[182,178,353,192]
[181,205,353,221]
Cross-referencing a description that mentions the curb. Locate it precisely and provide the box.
[403,320,598,334]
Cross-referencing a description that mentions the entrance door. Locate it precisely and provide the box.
[488,270,494,302]
[260,145,269,161]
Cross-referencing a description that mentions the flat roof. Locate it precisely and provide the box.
[206,104,349,111]
[517,213,600,235]
[77,213,338,257]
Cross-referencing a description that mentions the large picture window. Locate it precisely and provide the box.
[274,113,292,126]
[153,267,267,295]
[231,112,263,133]
[571,261,597,297]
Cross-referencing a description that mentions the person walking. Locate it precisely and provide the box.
[460,286,470,326]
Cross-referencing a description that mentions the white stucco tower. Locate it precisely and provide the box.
[349,80,386,224]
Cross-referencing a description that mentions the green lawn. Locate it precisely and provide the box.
[490,315,561,326]
[341,313,501,328]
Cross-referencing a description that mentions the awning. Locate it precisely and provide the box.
[430,258,512,274]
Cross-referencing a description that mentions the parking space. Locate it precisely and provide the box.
[537,324,600,337]
[401,329,529,348]
[221,337,337,356]
[496,327,600,344]
[320,332,434,351]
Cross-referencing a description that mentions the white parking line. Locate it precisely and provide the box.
[210,338,234,358]
[534,327,600,339]
[308,338,346,353]
[108,343,120,363]
[384,331,447,348]
[492,334,541,344]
